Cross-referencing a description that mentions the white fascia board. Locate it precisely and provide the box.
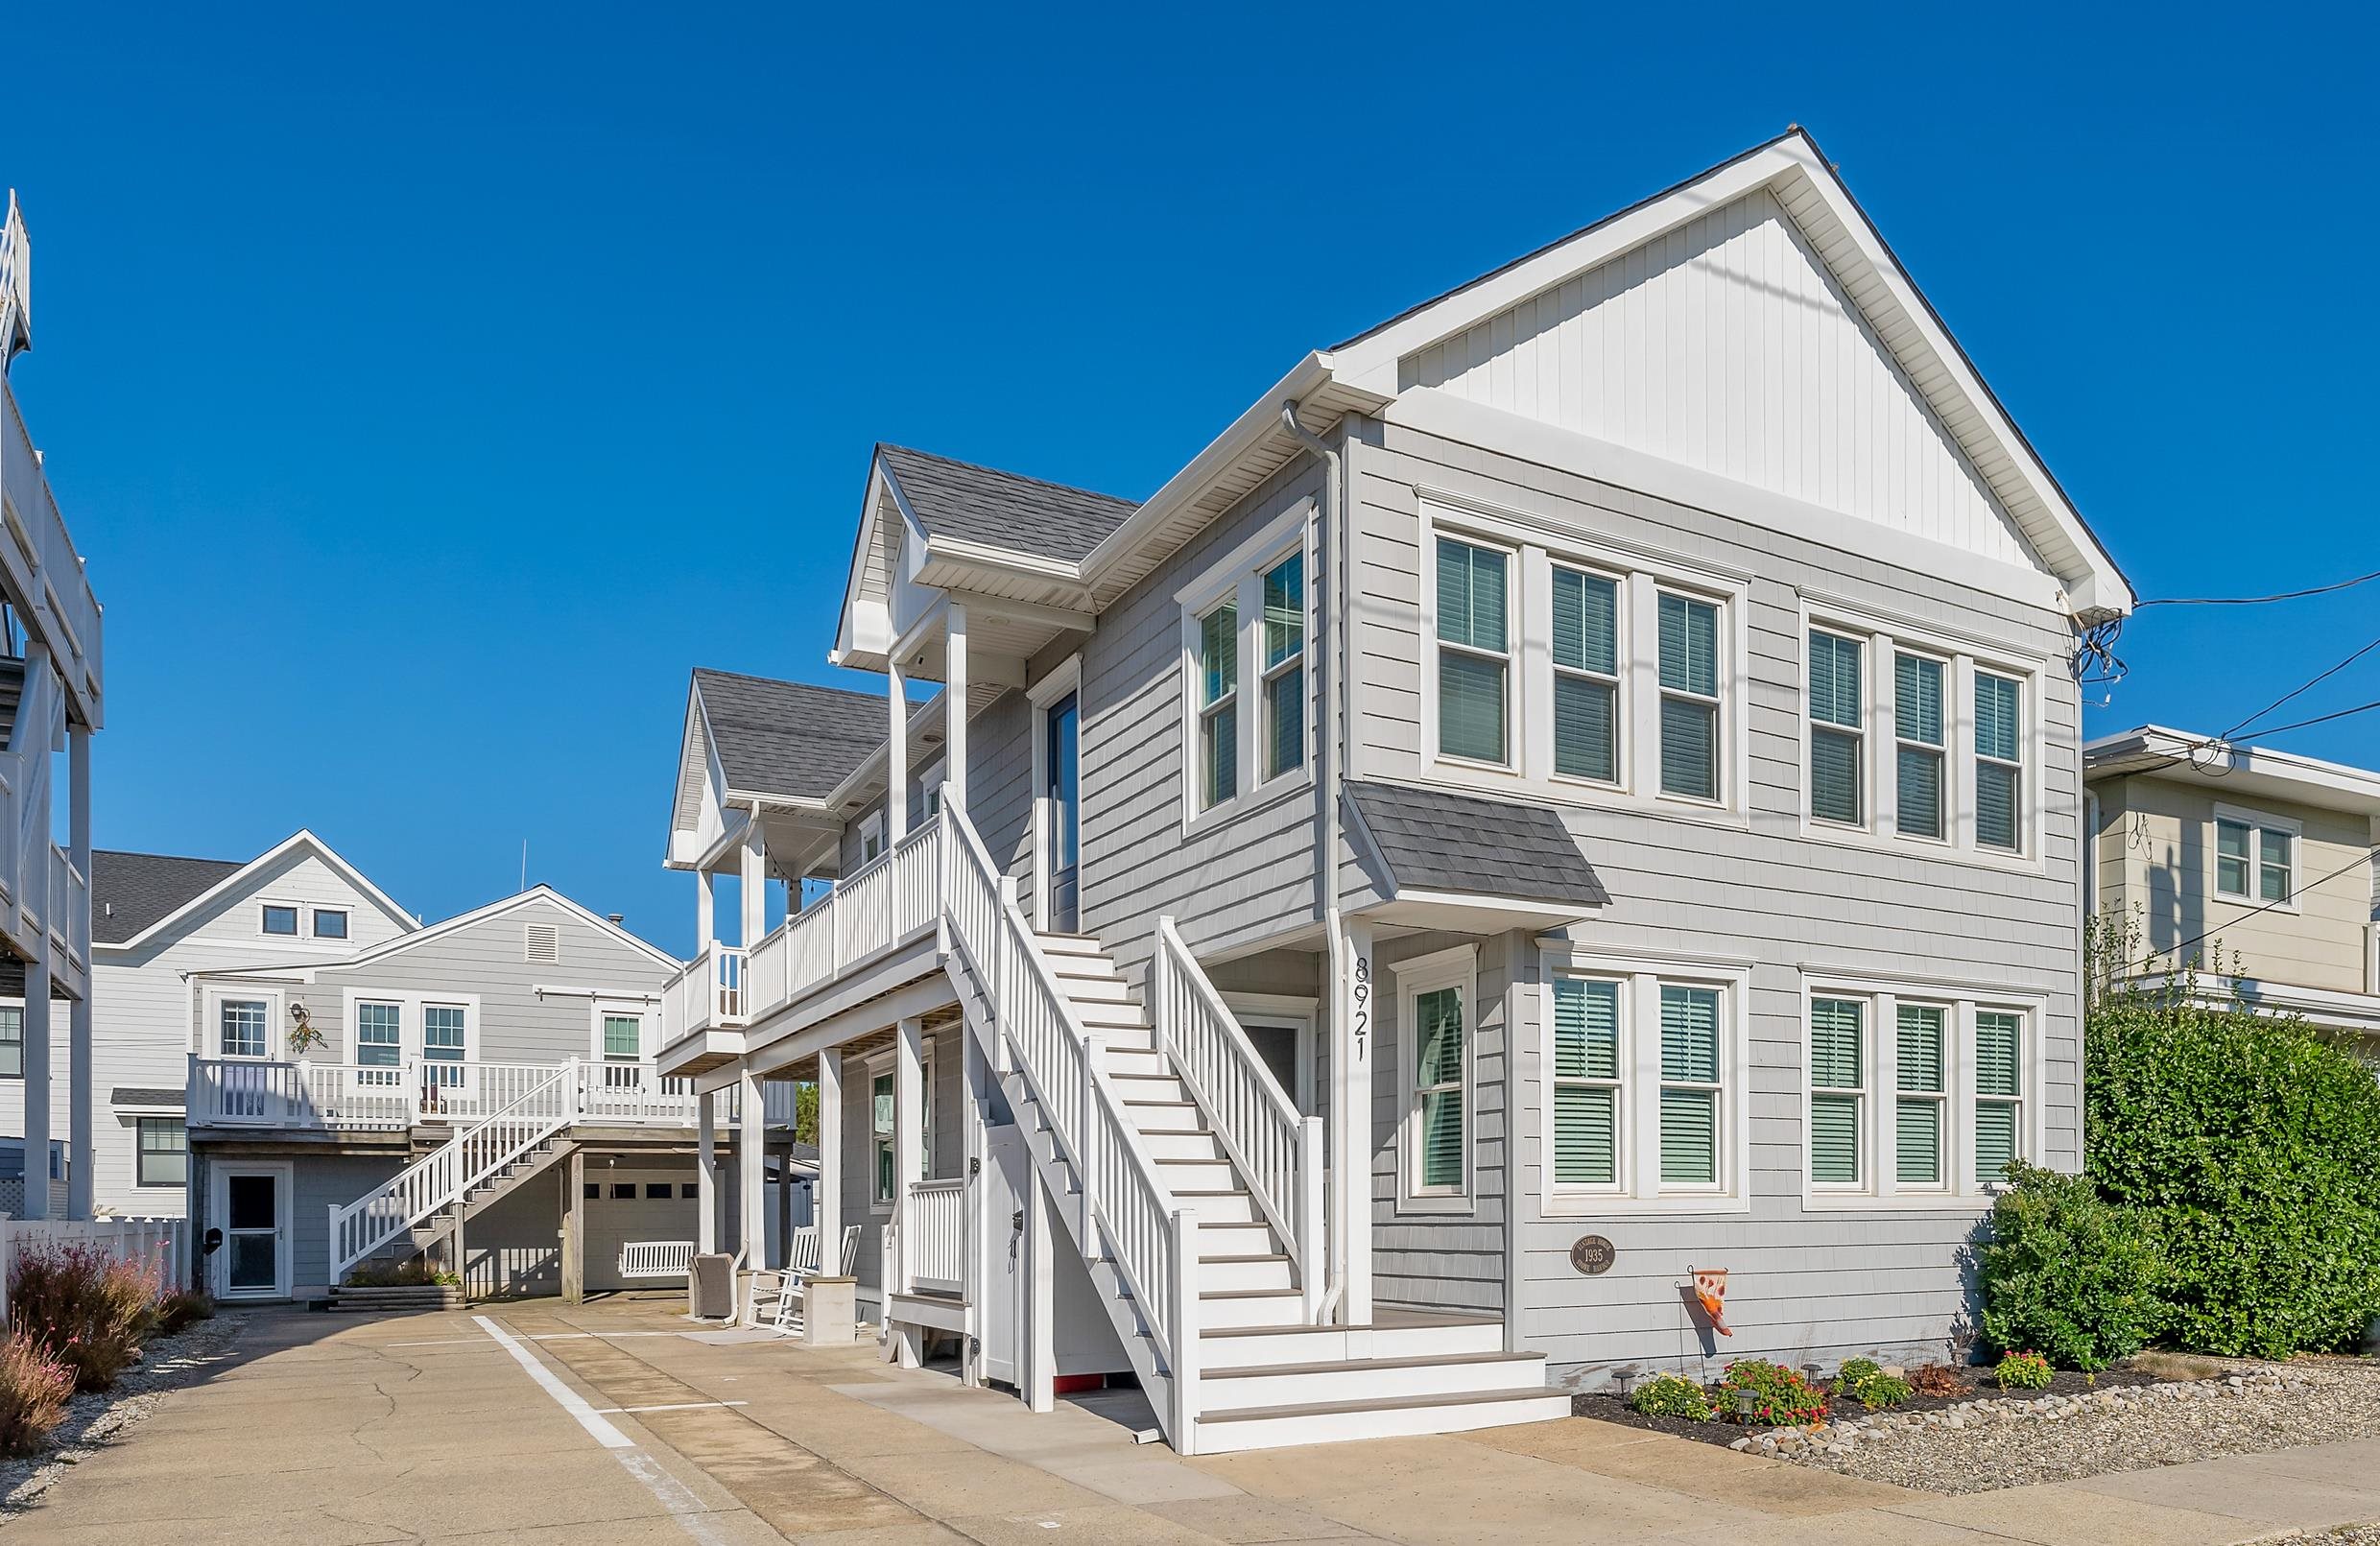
[2084,725,2380,816]
[832,463,907,666]
[110,830,416,953]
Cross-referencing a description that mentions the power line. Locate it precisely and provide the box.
[2229,698,2380,742]
[2136,567,2380,609]
[2153,842,2380,964]
[2220,634,2380,741]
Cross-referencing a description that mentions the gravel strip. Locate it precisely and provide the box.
[0,1313,246,1519]
[2256,1529,2380,1545]
[1749,1362,2380,1494]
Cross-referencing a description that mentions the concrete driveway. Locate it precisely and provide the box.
[14,1299,2379,1544]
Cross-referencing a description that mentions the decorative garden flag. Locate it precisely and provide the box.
[1692,1268,1731,1336]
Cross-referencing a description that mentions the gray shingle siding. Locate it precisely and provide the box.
[1345,781,1609,908]
[878,445,1135,564]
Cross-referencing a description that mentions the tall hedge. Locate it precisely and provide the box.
[2084,987,2380,1356]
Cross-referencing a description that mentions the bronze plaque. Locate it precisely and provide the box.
[1569,1235,1616,1275]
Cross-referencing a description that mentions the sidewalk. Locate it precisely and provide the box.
[12,1298,2373,1544]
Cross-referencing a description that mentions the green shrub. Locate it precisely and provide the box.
[1719,1360,1827,1426]
[0,1332,72,1457]
[153,1289,214,1337]
[1629,1373,1715,1420]
[345,1260,462,1289]
[1850,1373,1913,1409]
[2086,987,2380,1357]
[1978,1161,2161,1370]
[9,1244,161,1392]
[1837,1357,1881,1388]
[1994,1350,2053,1391]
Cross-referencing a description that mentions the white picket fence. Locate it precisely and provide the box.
[0,1214,190,1327]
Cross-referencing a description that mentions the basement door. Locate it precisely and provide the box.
[211,1162,292,1300]
[980,1124,1029,1387]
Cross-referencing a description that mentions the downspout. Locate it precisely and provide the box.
[1281,401,1348,1322]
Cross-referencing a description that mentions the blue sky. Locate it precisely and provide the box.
[10,5,2375,951]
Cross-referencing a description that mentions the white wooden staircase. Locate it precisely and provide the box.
[940,808,1565,1454]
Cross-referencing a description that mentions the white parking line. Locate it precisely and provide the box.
[592,1401,751,1415]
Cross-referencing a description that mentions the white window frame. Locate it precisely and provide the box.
[865,1042,936,1215]
[205,987,284,1061]
[857,812,885,867]
[1797,970,2047,1209]
[1257,549,1308,786]
[1796,597,2048,868]
[1805,626,1868,828]
[0,999,22,1079]
[1192,591,1242,811]
[352,998,405,1085]
[1427,534,1517,772]
[1890,999,1952,1196]
[335,989,483,1068]
[1544,974,1629,1198]
[2211,803,2301,914]
[1417,495,1751,825]
[590,999,653,1063]
[311,907,350,941]
[1537,947,1754,1216]
[1392,943,1478,1214]
[258,901,301,939]
[1653,587,1726,806]
[1547,559,1628,790]
[1174,507,1315,834]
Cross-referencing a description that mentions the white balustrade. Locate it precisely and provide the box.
[903,1178,965,1294]
[189,1058,728,1131]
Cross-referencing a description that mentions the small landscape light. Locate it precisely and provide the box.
[1734,1389,1757,1418]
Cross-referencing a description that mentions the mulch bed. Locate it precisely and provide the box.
[1572,1363,2168,1448]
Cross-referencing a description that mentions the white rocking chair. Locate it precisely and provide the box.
[759,1225,859,1334]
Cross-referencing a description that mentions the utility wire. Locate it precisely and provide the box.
[2154,842,2380,965]
[2136,567,2380,608]
[2219,634,2380,742]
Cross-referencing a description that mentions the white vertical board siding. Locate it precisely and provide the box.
[1403,190,2039,574]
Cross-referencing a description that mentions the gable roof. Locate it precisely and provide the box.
[93,851,245,944]
[877,444,1137,565]
[1344,780,1611,910]
[209,885,680,977]
[99,830,416,952]
[691,668,887,804]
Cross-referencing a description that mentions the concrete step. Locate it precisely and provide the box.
[1194,1388,1571,1454]
[1199,1350,1547,1409]
[1196,1317,1506,1368]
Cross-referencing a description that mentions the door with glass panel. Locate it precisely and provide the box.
[595,1005,654,1118]
[213,1165,290,1299]
[421,1004,472,1114]
[1042,693,1081,933]
[215,997,274,1121]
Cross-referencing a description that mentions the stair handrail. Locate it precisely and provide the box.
[940,806,1196,1430]
[1153,916,1324,1324]
[327,1057,580,1282]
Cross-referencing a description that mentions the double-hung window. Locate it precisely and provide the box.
[1657,987,1722,1185]
[1974,1011,2024,1185]
[2259,828,2293,902]
[1196,598,1239,809]
[1550,979,1622,1187]
[1657,594,1721,800]
[870,1070,897,1206]
[1436,537,1511,765]
[1412,986,1467,1195]
[136,1119,187,1187]
[1807,631,1865,824]
[1808,998,1865,1187]
[0,1005,20,1078]
[2214,812,2296,904]
[1894,1005,1947,1188]
[423,1005,467,1088]
[356,1002,402,1085]
[1974,671,2024,850]
[1894,654,1947,840]
[1552,567,1621,783]
[1260,554,1305,782]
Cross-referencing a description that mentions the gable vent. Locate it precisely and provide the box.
[525,923,560,964]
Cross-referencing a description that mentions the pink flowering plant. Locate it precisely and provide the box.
[10,1242,163,1392]
[0,1332,72,1455]
[1718,1358,1829,1426]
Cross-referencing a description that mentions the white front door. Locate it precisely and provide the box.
[211,1163,292,1299]
[981,1124,1030,1387]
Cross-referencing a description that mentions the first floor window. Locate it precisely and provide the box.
[136,1118,186,1187]
[1553,567,1621,783]
[1657,593,1721,800]
[871,1070,896,1204]
[1808,997,1865,1186]
[1550,979,1621,1187]
[0,1004,20,1078]
[1895,1005,1947,1187]
[1436,537,1510,764]
[1657,986,1721,1185]
[1894,654,1946,840]
[1807,630,1864,824]
[1975,671,2023,850]
[221,1000,268,1059]
[1197,598,1239,807]
[1975,1011,2024,1184]
[1261,553,1305,781]
[1411,984,1467,1194]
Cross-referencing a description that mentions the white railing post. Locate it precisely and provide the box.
[1170,1208,1199,1455]
[1297,1115,1325,1323]
[992,876,1018,1075]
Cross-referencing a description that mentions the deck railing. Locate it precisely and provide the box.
[190,1057,753,1131]
[903,1177,965,1295]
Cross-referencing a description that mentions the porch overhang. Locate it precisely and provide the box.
[655,1026,746,1080]
[1351,890,1604,936]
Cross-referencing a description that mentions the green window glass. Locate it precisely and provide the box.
[2214,820,2251,896]
[1657,986,1721,1184]
[1895,1006,1945,1186]
[1808,630,1863,824]
[1553,567,1620,782]
[1198,600,1238,809]
[1261,555,1305,780]
[1658,594,1720,799]
[1437,539,1509,763]
[1975,672,2022,849]
[603,1013,643,1060]
[2258,827,2293,903]
[1894,654,1946,840]
[1809,997,1864,1185]
[1413,986,1466,1192]
[1975,1011,2023,1185]
[1552,979,1621,1187]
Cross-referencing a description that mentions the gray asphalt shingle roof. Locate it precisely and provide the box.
[1344,780,1610,910]
[694,669,887,801]
[94,850,248,945]
[111,1086,186,1108]
[878,444,1136,564]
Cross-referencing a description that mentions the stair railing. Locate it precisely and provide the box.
[940,805,1199,1449]
[328,1058,581,1282]
[1153,916,1324,1324]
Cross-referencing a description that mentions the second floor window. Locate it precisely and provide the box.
[221,1000,268,1058]
[1895,654,1947,840]
[1552,567,1620,783]
[313,909,348,940]
[1808,630,1865,825]
[1657,595,1721,800]
[1197,599,1238,808]
[356,1002,401,1079]
[423,1005,467,1082]
[1179,527,1313,821]
[1975,671,2024,850]
[1436,537,1510,765]
[2215,814,2295,903]
[1260,555,1304,782]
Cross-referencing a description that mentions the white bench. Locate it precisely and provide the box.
[619,1240,696,1279]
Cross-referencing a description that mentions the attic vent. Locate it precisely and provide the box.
[525,923,560,964]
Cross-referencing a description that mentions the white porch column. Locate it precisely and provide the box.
[891,1016,924,1366]
[740,820,766,946]
[944,603,968,814]
[696,869,716,947]
[739,1067,767,1268]
[1331,919,1374,1320]
[961,1034,988,1384]
[886,663,910,844]
[816,1051,843,1277]
[20,953,48,1220]
[66,721,92,1220]
[697,1087,718,1254]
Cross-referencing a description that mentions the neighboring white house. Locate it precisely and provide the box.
[2086,726,2380,1045]
[654,128,2134,1454]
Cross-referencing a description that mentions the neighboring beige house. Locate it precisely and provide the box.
[2085,726,2380,1042]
